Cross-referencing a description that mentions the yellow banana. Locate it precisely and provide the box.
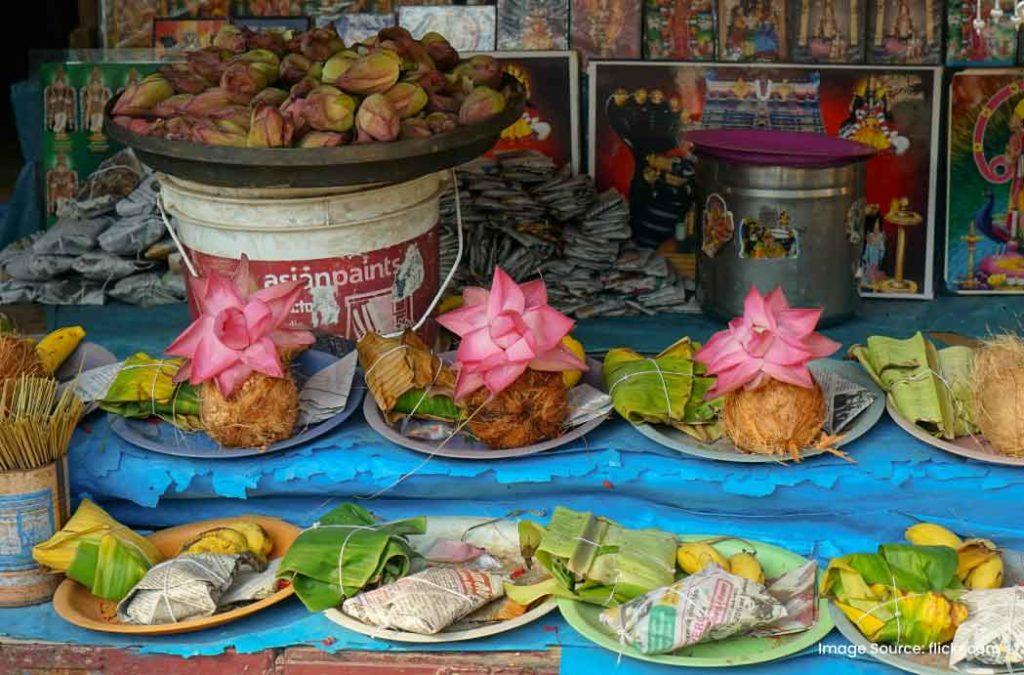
[561,336,586,388]
[677,541,729,574]
[905,523,963,549]
[956,538,999,581]
[35,326,85,375]
[227,520,273,562]
[728,552,764,584]
[965,555,1004,589]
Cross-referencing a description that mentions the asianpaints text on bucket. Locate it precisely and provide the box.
[160,172,443,340]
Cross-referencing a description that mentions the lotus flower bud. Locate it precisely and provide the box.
[237,48,281,69]
[300,27,345,61]
[444,71,474,96]
[219,105,252,131]
[151,93,194,118]
[186,47,233,83]
[213,24,246,52]
[298,130,347,148]
[220,61,275,103]
[184,88,237,116]
[289,76,319,100]
[336,53,401,95]
[416,69,447,94]
[284,34,302,54]
[115,116,155,136]
[355,93,400,142]
[248,104,294,147]
[321,52,357,85]
[394,38,435,79]
[244,27,287,55]
[420,32,460,71]
[111,74,174,115]
[159,64,212,95]
[251,87,289,109]
[459,55,503,89]
[308,62,323,81]
[301,85,357,133]
[400,117,433,139]
[424,111,457,134]
[458,86,506,125]
[193,118,247,147]
[382,82,428,118]
[278,53,313,85]
[164,117,196,141]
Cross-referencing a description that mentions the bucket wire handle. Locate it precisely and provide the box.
[156,191,199,278]
[382,167,464,338]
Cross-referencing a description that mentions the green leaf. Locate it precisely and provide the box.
[392,390,461,420]
[877,544,959,592]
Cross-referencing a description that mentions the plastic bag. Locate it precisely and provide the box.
[3,253,76,281]
[108,272,186,306]
[98,213,165,256]
[72,252,153,281]
[32,216,112,256]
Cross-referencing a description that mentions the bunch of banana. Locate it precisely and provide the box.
[677,540,765,584]
[905,523,1004,590]
[179,520,273,564]
[35,326,86,375]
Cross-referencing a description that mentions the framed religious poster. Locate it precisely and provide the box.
[716,0,787,61]
[497,0,570,50]
[643,0,716,60]
[589,61,941,298]
[790,0,865,63]
[570,0,643,61]
[865,0,941,64]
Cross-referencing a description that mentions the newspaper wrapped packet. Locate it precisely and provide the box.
[599,565,787,655]
[950,587,1024,669]
[341,567,504,634]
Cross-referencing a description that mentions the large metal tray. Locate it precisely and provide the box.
[102,79,524,188]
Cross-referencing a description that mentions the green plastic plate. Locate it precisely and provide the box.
[557,535,834,668]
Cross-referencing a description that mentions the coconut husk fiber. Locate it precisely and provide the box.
[722,377,825,460]
[0,335,44,383]
[973,335,1024,457]
[200,373,298,449]
[466,369,567,449]
[357,330,455,412]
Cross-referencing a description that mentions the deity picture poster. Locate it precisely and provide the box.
[643,0,716,60]
[789,0,865,63]
[570,0,643,61]
[588,61,941,299]
[716,0,788,62]
[865,0,941,64]
[946,0,1016,66]
[497,0,570,50]
[946,70,1024,294]
[398,6,496,52]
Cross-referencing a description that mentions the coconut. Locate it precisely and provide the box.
[973,335,1024,457]
[466,369,568,449]
[0,335,44,382]
[722,377,826,460]
[200,373,298,449]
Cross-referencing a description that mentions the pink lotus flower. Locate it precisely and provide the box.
[167,257,314,397]
[437,268,588,400]
[696,286,839,399]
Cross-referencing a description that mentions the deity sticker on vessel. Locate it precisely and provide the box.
[702,193,735,257]
[738,208,799,259]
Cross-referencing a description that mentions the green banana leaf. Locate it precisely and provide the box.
[603,338,722,440]
[99,353,202,430]
[822,543,964,647]
[505,506,677,608]
[277,503,426,612]
[849,333,969,440]
[391,389,462,421]
[66,533,154,601]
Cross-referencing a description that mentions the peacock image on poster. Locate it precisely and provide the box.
[588,61,941,298]
[946,69,1024,294]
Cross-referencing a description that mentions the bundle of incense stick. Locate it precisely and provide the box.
[0,376,83,472]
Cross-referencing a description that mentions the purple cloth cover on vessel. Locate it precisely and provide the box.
[684,130,876,167]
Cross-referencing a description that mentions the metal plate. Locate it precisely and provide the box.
[323,515,557,643]
[102,83,525,188]
[633,359,885,463]
[828,548,1024,674]
[109,350,363,458]
[558,535,834,667]
[886,399,1024,467]
[362,356,608,460]
[53,515,299,635]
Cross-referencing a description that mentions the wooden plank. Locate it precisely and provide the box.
[0,643,276,674]
[278,647,560,675]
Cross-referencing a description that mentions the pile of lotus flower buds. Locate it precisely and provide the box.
[110,25,512,148]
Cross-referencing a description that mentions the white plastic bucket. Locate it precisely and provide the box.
[160,172,443,340]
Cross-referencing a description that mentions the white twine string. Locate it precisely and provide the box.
[156,192,199,278]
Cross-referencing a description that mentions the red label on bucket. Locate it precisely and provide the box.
[187,226,439,340]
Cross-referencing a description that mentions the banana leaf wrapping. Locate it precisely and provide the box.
[277,503,426,612]
[32,499,163,601]
[356,331,460,422]
[99,353,202,430]
[821,543,968,647]
[849,333,976,439]
[603,338,722,442]
[505,506,677,607]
